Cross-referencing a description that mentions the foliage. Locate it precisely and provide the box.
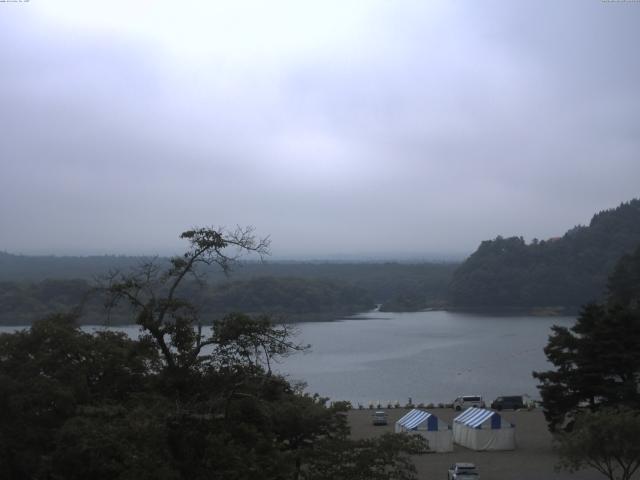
[0,262,458,325]
[0,314,161,479]
[0,311,425,480]
[533,304,640,431]
[555,407,640,480]
[302,433,425,480]
[0,227,421,479]
[534,245,640,431]
[0,253,458,297]
[0,279,96,325]
[608,244,640,310]
[0,251,145,282]
[0,276,375,326]
[450,199,640,309]
[199,276,375,318]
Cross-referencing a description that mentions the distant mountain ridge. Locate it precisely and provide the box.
[449,199,640,310]
[0,252,148,282]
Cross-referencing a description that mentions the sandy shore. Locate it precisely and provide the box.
[348,408,613,480]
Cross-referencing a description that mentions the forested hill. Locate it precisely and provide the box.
[0,257,457,324]
[0,276,376,326]
[0,252,145,281]
[449,199,640,310]
[0,252,456,303]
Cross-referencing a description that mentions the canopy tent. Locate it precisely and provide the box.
[453,407,516,451]
[395,409,453,452]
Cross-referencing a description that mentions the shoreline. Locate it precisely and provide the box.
[0,305,580,328]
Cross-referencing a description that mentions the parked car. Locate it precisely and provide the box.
[452,395,485,411]
[491,395,524,411]
[448,462,479,480]
[372,410,388,425]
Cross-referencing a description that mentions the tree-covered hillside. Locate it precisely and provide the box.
[0,276,376,326]
[0,257,457,324]
[196,277,374,318]
[449,199,640,310]
[0,252,145,281]
[534,232,640,434]
[0,227,424,479]
[607,243,640,310]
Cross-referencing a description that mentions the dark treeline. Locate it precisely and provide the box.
[3,199,640,320]
[531,242,640,480]
[0,279,93,325]
[0,277,373,326]
[534,242,640,431]
[449,199,640,311]
[0,252,458,302]
[0,252,145,282]
[0,252,457,290]
[0,260,457,325]
[208,262,457,308]
[0,228,424,479]
[189,276,376,320]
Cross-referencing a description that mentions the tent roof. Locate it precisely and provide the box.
[396,409,436,430]
[454,407,511,429]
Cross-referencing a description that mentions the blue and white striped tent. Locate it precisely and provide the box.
[395,409,453,452]
[396,409,439,431]
[453,407,515,451]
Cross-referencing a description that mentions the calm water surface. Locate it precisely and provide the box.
[1,310,574,406]
[273,310,574,406]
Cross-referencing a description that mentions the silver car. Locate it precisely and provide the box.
[372,410,388,425]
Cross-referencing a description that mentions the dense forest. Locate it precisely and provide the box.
[449,199,640,311]
[0,252,145,282]
[0,277,373,326]
[0,228,424,479]
[0,261,457,325]
[530,242,640,480]
[3,199,640,322]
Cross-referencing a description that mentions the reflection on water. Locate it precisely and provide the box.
[0,310,575,406]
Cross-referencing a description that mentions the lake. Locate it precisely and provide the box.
[271,310,574,406]
[0,310,574,406]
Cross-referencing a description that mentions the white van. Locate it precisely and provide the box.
[452,395,485,411]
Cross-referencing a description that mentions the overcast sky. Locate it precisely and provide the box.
[1,0,639,259]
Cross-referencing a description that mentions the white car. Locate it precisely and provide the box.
[452,395,485,411]
[448,462,479,480]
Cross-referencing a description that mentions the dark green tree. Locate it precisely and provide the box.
[0,314,160,479]
[302,433,425,480]
[534,243,640,431]
[450,199,640,310]
[533,304,640,431]
[556,407,640,480]
[1,227,423,480]
[608,244,640,310]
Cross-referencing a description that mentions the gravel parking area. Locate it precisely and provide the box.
[348,408,609,480]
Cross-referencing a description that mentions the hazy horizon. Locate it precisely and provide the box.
[1,1,639,258]
[0,196,630,261]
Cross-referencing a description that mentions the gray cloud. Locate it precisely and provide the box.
[1,1,639,258]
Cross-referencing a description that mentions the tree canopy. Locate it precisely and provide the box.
[555,407,640,480]
[607,243,640,310]
[533,242,640,432]
[450,199,640,310]
[0,227,424,479]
